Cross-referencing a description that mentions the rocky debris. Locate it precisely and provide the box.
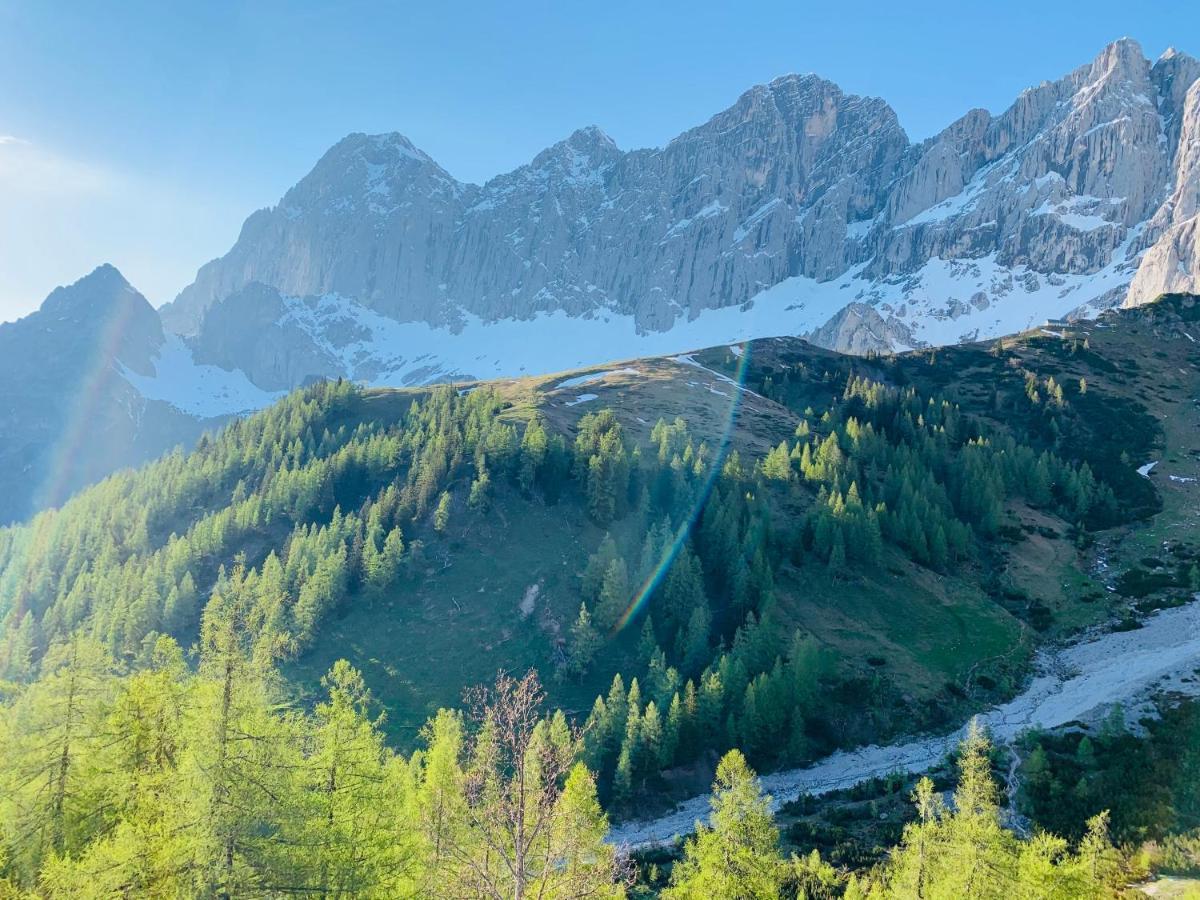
[610,596,1200,849]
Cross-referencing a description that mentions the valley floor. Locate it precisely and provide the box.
[611,593,1200,848]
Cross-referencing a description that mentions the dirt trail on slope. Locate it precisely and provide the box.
[610,596,1200,849]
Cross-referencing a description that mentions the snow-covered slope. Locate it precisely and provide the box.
[118,334,284,418]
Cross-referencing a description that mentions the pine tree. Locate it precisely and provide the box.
[676,602,712,676]
[0,634,115,880]
[468,468,491,511]
[34,638,193,897]
[637,615,659,667]
[596,557,631,630]
[761,441,793,481]
[518,415,549,495]
[187,569,294,898]
[292,661,416,896]
[413,709,467,891]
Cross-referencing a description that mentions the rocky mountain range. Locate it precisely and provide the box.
[2,37,1198,522]
[152,37,1200,385]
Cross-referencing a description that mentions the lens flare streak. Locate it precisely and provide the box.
[610,344,754,634]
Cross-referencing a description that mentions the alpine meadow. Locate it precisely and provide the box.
[2,10,1200,899]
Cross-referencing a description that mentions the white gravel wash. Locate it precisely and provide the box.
[609,597,1200,849]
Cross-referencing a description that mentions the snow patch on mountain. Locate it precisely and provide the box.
[119,334,285,417]
[554,368,641,389]
[147,240,1145,416]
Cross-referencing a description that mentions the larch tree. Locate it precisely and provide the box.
[663,750,785,900]
[0,633,115,882]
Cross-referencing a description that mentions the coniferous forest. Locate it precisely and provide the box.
[2,295,1199,896]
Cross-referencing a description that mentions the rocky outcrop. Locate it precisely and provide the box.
[160,39,1197,362]
[1126,75,1200,302]
[803,304,911,355]
[191,283,350,391]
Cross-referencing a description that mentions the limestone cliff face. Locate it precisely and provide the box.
[161,39,1198,367]
[166,134,468,335]
[1126,74,1200,302]
[873,39,1166,276]
[165,76,910,337]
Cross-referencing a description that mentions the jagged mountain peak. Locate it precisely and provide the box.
[0,266,214,523]
[1152,46,1200,82]
[524,125,622,179]
[159,39,1198,373]
[1057,36,1154,114]
[0,264,164,384]
[57,261,130,291]
[1156,45,1200,70]
[563,124,617,150]
[320,130,439,169]
[290,129,463,203]
[39,263,152,322]
[1092,35,1145,67]
[706,70,900,133]
[1152,47,1200,152]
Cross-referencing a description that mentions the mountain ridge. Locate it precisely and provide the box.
[3,39,1199,523]
[153,39,1198,389]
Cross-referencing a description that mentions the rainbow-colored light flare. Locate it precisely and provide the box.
[611,343,754,634]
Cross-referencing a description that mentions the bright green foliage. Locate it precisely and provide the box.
[650,729,1130,899]
[0,339,1151,827]
[663,750,786,899]
[0,380,573,674]
[0,634,116,879]
[290,659,416,895]
[868,721,1121,898]
[0,652,623,898]
[761,441,794,481]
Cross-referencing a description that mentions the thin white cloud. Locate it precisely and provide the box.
[0,137,119,196]
[0,134,247,321]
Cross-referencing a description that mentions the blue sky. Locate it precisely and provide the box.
[0,0,1194,321]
